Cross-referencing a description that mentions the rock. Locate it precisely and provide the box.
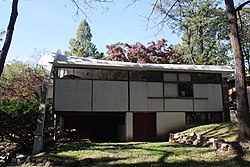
[173,133,181,140]
[193,139,202,146]
[240,142,250,151]
[0,159,5,164]
[16,154,26,159]
[169,133,174,142]
[25,156,32,163]
[189,132,197,140]
[45,161,52,166]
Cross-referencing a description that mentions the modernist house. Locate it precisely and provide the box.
[40,51,233,141]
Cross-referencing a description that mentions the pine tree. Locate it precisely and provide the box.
[64,20,103,59]
[155,0,231,65]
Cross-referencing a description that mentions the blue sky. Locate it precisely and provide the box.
[0,0,182,64]
[2,0,244,64]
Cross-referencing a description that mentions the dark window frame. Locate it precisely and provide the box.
[129,71,163,82]
[186,112,223,125]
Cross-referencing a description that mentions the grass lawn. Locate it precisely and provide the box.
[32,122,250,167]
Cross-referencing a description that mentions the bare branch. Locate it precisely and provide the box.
[158,0,179,25]
[71,0,88,17]
[124,0,138,10]
[236,0,250,11]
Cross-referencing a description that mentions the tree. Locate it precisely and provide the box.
[64,19,104,59]
[106,38,188,64]
[0,0,19,76]
[225,0,250,143]
[0,61,45,102]
[237,7,250,72]
[0,61,45,148]
[0,0,111,77]
[154,0,231,65]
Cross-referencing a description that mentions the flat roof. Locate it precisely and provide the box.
[53,54,234,73]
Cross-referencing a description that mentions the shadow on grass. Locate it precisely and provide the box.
[200,122,238,140]
[40,141,250,167]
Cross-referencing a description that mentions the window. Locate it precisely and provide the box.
[186,112,222,125]
[192,73,221,83]
[178,83,193,97]
[93,70,128,80]
[130,71,163,82]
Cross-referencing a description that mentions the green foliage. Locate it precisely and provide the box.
[0,61,44,149]
[0,60,45,102]
[64,20,104,59]
[0,100,40,149]
[155,0,231,65]
[238,7,250,72]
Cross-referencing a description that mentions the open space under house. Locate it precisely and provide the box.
[36,50,233,145]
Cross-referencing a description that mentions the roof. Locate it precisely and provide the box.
[52,53,234,74]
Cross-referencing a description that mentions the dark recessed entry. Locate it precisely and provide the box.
[133,112,156,141]
[62,112,125,141]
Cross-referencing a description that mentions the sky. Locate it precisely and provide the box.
[1,0,244,64]
[0,0,182,64]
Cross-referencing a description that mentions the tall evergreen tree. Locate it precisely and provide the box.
[155,0,231,65]
[64,19,104,59]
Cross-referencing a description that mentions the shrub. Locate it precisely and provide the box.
[0,100,40,149]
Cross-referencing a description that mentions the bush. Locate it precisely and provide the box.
[0,100,40,149]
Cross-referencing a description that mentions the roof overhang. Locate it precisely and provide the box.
[52,54,234,74]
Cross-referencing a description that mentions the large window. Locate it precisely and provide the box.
[186,112,222,125]
[191,73,221,83]
[130,71,163,82]
[93,70,128,80]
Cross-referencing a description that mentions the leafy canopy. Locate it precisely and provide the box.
[154,0,231,65]
[106,38,188,64]
[0,61,45,102]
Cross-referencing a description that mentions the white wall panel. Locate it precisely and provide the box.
[147,82,163,97]
[130,82,148,111]
[164,83,178,97]
[157,112,186,139]
[148,99,164,111]
[126,112,133,141]
[193,84,223,111]
[93,81,128,111]
[54,79,92,111]
[130,82,163,111]
[165,99,193,111]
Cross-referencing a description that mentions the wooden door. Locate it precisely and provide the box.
[133,113,156,141]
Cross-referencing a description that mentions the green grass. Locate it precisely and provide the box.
[28,122,250,166]
[181,122,238,142]
[34,142,250,167]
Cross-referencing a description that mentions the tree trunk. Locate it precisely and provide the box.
[0,0,19,76]
[225,0,250,142]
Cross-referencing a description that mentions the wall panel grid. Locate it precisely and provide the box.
[93,81,128,111]
[54,79,92,112]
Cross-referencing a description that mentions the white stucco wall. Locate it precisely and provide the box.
[165,99,193,111]
[193,84,223,111]
[130,82,163,111]
[93,81,128,111]
[164,83,178,97]
[54,79,92,111]
[126,112,133,141]
[47,84,53,99]
[156,112,186,139]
